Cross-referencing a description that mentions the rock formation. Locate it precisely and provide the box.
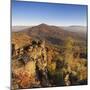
[12,39,50,89]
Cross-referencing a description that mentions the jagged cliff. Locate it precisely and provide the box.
[12,33,52,89]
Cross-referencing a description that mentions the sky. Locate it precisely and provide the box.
[12,0,87,26]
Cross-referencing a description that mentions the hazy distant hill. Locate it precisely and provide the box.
[62,26,87,33]
[12,26,32,32]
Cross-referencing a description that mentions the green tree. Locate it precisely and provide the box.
[64,37,74,65]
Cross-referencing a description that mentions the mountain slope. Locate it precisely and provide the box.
[22,24,86,45]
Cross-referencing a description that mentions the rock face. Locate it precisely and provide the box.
[12,39,50,89]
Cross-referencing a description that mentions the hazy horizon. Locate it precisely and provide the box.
[12,23,87,32]
[12,23,87,27]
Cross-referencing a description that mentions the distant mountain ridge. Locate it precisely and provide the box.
[12,26,32,32]
[12,23,87,45]
[12,24,87,33]
[62,26,87,33]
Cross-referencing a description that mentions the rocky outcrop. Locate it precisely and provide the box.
[12,39,50,89]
